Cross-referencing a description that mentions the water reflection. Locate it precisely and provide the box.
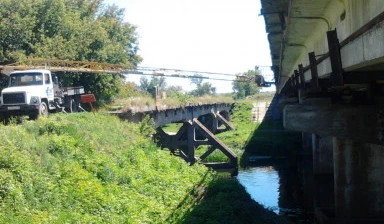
[237,163,314,224]
[237,166,280,213]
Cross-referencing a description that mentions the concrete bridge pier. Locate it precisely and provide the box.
[260,0,384,222]
[284,102,384,222]
[333,139,384,222]
[312,135,335,220]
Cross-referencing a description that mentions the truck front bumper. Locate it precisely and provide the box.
[0,104,40,117]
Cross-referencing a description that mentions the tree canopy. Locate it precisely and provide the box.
[0,0,142,104]
[139,76,167,96]
[232,69,260,99]
[190,75,216,97]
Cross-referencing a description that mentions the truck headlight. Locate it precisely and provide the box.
[30,96,40,104]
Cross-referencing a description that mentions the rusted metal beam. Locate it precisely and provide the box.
[193,118,237,166]
[216,112,235,131]
[0,58,129,75]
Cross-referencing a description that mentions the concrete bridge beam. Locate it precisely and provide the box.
[283,104,382,145]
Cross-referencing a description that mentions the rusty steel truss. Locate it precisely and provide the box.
[0,58,130,76]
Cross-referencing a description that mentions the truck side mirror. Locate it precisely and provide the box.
[53,76,59,85]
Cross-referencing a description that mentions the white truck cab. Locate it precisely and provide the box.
[0,69,84,120]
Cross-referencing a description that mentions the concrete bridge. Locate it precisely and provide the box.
[112,103,238,175]
[260,0,384,223]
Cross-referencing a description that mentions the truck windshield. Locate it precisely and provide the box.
[9,72,44,87]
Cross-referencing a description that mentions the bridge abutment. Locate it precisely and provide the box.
[282,96,384,222]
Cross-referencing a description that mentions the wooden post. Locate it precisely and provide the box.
[327,29,344,87]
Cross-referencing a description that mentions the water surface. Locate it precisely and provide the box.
[237,166,280,213]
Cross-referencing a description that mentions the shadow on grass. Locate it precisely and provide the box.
[167,94,296,224]
[241,94,302,167]
[178,176,292,224]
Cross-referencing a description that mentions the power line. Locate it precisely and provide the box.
[133,67,239,77]
[124,66,274,83]
[123,72,253,82]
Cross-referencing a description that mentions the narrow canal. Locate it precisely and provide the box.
[237,160,314,224]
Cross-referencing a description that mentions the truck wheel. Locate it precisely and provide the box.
[30,102,48,120]
[0,113,8,123]
[39,102,48,118]
[70,99,78,113]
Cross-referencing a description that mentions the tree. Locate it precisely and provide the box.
[189,74,216,96]
[0,0,142,105]
[166,85,183,95]
[139,76,167,95]
[232,69,260,99]
[190,74,204,86]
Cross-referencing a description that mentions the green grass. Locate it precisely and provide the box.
[180,177,291,224]
[0,113,213,223]
[161,122,184,133]
[199,102,261,165]
[0,95,293,224]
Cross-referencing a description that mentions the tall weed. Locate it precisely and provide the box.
[0,112,213,223]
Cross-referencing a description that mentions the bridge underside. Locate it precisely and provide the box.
[261,0,384,222]
[155,117,238,176]
[114,104,238,175]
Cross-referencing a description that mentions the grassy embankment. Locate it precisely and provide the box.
[0,111,291,224]
[0,113,211,223]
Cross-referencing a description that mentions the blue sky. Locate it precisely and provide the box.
[103,0,273,93]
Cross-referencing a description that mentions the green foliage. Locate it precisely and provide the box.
[139,76,167,95]
[0,0,142,105]
[199,102,259,165]
[0,113,213,223]
[190,82,216,97]
[0,0,140,65]
[167,91,192,105]
[232,69,260,99]
[138,115,156,137]
[190,75,216,97]
[118,82,142,98]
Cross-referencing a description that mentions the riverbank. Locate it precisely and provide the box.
[0,110,292,223]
